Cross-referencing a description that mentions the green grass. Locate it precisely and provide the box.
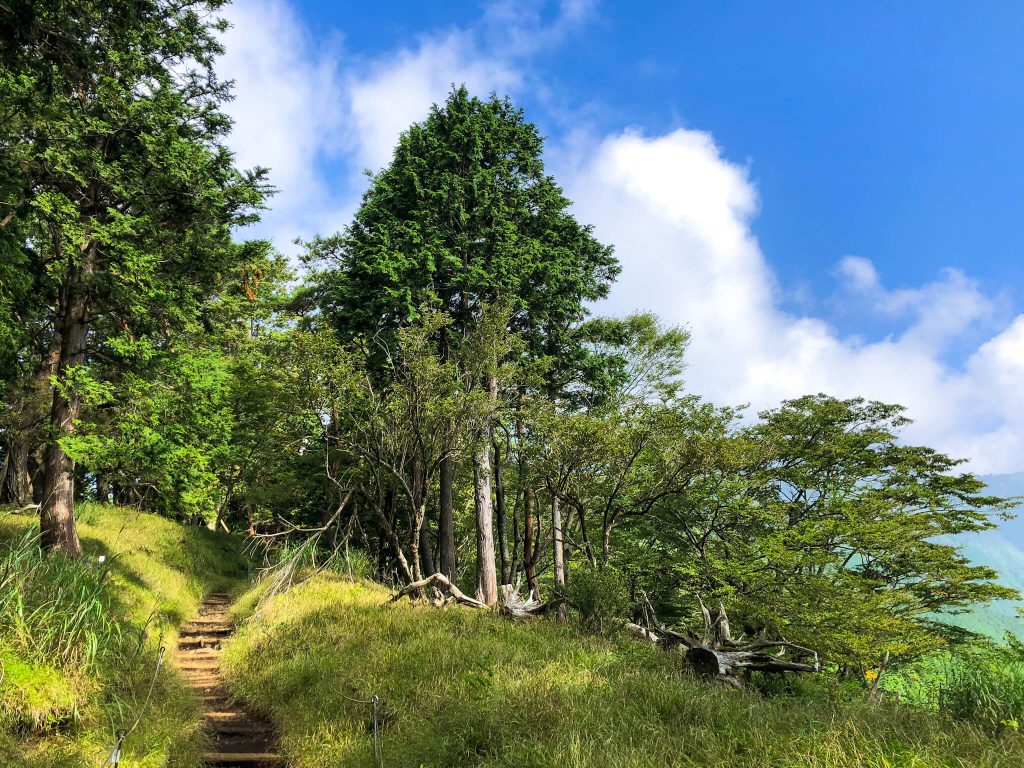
[884,652,1024,733]
[0,503,249,767]
[223,574,1024,767]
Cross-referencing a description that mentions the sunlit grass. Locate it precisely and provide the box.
[224,574,1024,767]
[0,503,249,767]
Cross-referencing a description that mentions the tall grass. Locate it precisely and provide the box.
[0,528,126,672]
[223,574,1024,768]
[0,504,250,767]
[886,651,1024,733]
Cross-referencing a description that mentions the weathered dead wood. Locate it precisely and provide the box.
[632,596,819,685]
[389,572,486,609]
[389,574,561,619]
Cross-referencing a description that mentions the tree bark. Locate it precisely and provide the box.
[437,454,457,580]
[375,488,413,583]
[552,494,567,620]
[95,473,109,503]
[494,440,510,584]
[523,486,540,600]
[39,244,94,556]
[473,376,499,606]
[3,438,32,505]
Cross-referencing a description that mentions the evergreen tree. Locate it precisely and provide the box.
[305,86,617,602]
[0,0,268,553]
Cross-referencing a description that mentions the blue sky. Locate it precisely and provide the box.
[218,0,1024,472]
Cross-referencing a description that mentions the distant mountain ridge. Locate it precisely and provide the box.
[943,472,1024,639]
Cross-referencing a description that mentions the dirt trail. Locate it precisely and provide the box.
[176,594,283,767]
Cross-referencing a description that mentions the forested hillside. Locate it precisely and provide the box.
[2,1,1024,766]
[944,474,1024,639]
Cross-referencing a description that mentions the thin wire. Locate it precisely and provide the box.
[333,686,384,767]
[100,643,165,766]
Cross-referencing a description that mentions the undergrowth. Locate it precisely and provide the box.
[0,503,249,767]
[885,650,1024,733]
[223,573,1024,768]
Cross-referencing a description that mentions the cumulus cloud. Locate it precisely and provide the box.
[562,128,1024,472]
[346,32,521,172]
[217,0,1023,472]
[219,0,348,249]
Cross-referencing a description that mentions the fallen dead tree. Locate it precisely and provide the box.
[391,576,817,687]
[389,572,561,620]
[627,595,819,687]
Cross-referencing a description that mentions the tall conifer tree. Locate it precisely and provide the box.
[306,86,617,601]
[0,0,268,553]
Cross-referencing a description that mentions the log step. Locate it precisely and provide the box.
[202,753,283,766]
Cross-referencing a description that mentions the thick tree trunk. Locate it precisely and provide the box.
[473,443,498,605]
[417,467,436,579]
[437,454,457,580]
[40,244,95,555]
[523,486,540,599]
[3,438,32,505]
[493,441,510,584]
[418,521,436,578]
[473,376,499,606]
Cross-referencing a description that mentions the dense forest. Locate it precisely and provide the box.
[3,2,1024,766]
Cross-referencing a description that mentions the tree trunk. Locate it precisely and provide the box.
[494,441,510,584]
[473,376,499,606]
[375,488,413,583]
[3,438,32,505]
[95,473,110,503]
[523,486,540,600]
[39,244,94,556]
[416,455,436,579]
[418,519,436,578]
[438,454,457,580]
[552,494,567,620]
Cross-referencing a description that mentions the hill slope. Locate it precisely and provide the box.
[222,574,1024,768]
[0,504,249,767]
[943,473,1024,638]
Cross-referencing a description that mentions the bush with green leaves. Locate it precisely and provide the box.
[564,562,630,634]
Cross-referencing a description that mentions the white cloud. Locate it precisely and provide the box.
[563,128,1024,472]
[346,31,521,172]
[218,1,1023,472]
[219,0,349,250]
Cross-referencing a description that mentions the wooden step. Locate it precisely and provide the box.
[179,637,226,648]
[202,752,283,766]
[181,627,232,637]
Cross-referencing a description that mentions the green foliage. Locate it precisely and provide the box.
[563,562,630,634]
[304,85,617,360]
[222,573,1024,768]
[610,394,1017,667]
[885,646,1024,734]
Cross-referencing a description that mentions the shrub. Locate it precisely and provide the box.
[564,562,630,634]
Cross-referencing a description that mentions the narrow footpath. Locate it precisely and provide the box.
[176,593,283,767]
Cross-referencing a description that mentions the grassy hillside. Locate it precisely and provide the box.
[0,504,249,767]
[222,574,1024,768]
